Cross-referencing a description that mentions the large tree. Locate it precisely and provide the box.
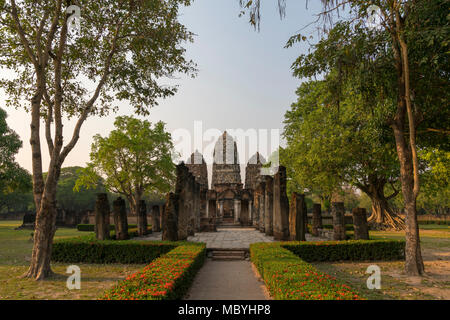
[75,116,175,235]
[240,0,449,276]
[283,80,404,230]
[0,0,196,279]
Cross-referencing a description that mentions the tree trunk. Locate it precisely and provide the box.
[365,180,405,231]
[389,1,424,277]
[393,123,424,276]
[24,189,58,280]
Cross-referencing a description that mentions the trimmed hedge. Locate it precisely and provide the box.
[322,224,355,231]
[250,243,362,300]
[100,244,206,300]
[283,240,405,262]
[418,220,449,226]
[77,224,139,232]
[51,236,178,264]
[111,226,152,239]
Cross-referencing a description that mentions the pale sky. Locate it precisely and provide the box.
[1,0,324,179]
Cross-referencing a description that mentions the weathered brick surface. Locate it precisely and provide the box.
[264,176,273,236]
[312,203,322,237]
[332,202,346,240]
[273,166,290,240]
[352,207,369,240]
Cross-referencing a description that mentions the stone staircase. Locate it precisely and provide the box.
[218,217,241,228]
[210,249,248,261]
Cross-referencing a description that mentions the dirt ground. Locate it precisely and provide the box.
[313,228,450,300]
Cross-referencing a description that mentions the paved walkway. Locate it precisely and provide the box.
[184,260,268,300]
[134,227,325,248]
[133,228,327,300]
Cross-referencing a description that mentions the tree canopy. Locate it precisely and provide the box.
[76,116,175,217]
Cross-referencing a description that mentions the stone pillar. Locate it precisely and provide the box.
[193,182,200,232]
[200,188,207,219]
[95,193,110,240]
[175,163,190,240]
[332,202,346,240]
[352,207,369,240]
[248,201,252,225]
[253,191,260,228]
[240,200,249,226]
[218,200,224,223]
[289,193,307,241]
[257,182,266,233]
[234,199,241,223]
[137,200,148,236]
[264,176,274,236]
[160,204,165,233]
[312,203,322,237]
[113,197,128,240]
[162,193,178,241]
[151,205,161,232]
[186,174,196,236]
[208,199,216,219]
[273,166,290,240]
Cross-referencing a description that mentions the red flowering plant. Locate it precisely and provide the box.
[100,244,206,300]
[250,243,363,300]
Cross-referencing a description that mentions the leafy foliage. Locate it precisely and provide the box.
[75,116,175,214]
[0,107,32,213]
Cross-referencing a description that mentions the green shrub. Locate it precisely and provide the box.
[307,224,355,234]
[111,226,152,239]
[101,244,206,300]
[418,220,449,226]
[250,243,362,300]
[282,240,405,262]
[77,224,139,232]
[51,237,178,264]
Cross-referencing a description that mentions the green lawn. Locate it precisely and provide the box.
[0,221,144,300]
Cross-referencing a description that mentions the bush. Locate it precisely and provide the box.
[282,240,405,262]
[250,243,362,300]
[77,224,139,232]
[51,236,178,264]
[418,220,449,226]
[111,226,152,239]
[100,244,206,300]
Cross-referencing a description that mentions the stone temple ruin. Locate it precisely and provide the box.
[162,131,289,240]
[158,131,370,242]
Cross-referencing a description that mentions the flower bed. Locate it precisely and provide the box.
[250,243,362,300]
[100,244,206,300]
